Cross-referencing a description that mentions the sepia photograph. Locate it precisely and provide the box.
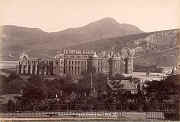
[0,0,180,121]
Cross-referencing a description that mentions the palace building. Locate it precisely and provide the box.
[16,48,135,78]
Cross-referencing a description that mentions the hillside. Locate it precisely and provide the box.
[70,29,180,67]
[0,17,143,60]
[49,17,143,48]
[0,25,51,60]
[0,17,179,68]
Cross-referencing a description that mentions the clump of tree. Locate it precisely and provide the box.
[143,74,180,111]
[4,71,180,113]
[0,72,26,94]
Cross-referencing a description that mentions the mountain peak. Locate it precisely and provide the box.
[97,17,118,23]
[86,17,119,27]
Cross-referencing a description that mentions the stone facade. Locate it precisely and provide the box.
[17,48,135,78]
[16,52,54,76]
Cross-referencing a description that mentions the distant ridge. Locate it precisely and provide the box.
[69,28,179,50]
[0,17,143,60]
[0,17,179,68]
[69,28,180,67]
[49,17,143,48]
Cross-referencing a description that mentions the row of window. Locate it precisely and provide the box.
[65,60,88,66]
[65,66,86,75]
[19,60,54,65]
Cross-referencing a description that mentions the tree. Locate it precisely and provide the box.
[44,78,65,98]
[0,75,8,94]
[0,73,26,94]
[78,72,108,91]
[18,75,48,110]
[143,75,180,111]
[7,100,16,112]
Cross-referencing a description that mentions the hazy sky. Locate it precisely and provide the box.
[0,0,179,32]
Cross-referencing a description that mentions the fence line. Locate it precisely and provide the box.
[0,111,165,120]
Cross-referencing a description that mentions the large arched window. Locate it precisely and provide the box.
[19,52,29,65]
[20,56,28,65]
